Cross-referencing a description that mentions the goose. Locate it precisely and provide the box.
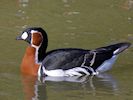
[16,27,131,77]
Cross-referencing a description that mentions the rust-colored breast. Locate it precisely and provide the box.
[21,46,40,76]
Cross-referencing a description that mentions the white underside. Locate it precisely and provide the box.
[38,55,118,77]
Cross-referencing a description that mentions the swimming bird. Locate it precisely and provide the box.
[16,27,131,77]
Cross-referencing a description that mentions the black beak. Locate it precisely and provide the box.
[16,35,22,40]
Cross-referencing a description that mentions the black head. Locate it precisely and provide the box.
[16,27,48,47]
[17,27,48,62]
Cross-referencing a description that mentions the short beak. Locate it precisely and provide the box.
[16,35,22,40]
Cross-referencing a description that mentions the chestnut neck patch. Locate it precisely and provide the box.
[32,32,43,47]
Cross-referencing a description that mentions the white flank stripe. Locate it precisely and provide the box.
[65,67,90,76]
[42,67,65,77]
[38,66,90,77]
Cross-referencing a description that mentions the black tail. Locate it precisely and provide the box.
[96,42,131,55]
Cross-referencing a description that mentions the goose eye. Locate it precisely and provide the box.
[21,32,28,40]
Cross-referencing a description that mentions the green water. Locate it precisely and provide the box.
[0,0,133,100]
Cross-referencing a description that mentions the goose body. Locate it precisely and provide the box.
[16,27,131,77]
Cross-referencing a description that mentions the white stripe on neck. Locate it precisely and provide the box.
[31,32,42,64]
[31,44,41,64]
[31,30,38,34]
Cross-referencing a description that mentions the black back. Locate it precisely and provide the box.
[42,42,131,71]
[42,48,91,70]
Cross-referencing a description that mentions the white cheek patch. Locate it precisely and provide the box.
[21,32,28,40]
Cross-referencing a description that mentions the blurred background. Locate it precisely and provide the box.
[0,0,133,100]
